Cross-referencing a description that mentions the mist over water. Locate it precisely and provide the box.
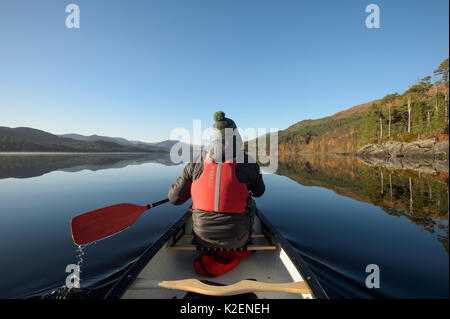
[0,154,448,298]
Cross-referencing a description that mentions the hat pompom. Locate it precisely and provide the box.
[214,111,225,122]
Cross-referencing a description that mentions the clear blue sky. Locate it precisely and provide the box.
[1,0,448,142]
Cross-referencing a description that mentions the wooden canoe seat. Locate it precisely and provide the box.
[169,234,276,251]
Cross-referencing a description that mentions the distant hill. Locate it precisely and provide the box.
[0,127,168,153]
[140,140,180,150]
[59,133,132,146]
[59,133,201,152]
[276,100,378,155]
[245,101,378,156]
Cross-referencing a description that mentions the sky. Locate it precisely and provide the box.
[0,0,449,143]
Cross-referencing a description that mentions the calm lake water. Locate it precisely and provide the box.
[0,153,448,298]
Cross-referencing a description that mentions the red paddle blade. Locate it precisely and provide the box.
[70,203,148,245]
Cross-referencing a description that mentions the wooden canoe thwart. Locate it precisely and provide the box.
[104,209,329,299]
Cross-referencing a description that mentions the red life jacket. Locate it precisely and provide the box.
[191,158,248,213]
[193,251,253,278]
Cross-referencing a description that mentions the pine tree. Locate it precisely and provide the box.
[434,59,449,122]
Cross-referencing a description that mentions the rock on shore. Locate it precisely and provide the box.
[357,139,449,161]
[356,139,449,174]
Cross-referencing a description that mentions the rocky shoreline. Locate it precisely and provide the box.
[356,139,449,174]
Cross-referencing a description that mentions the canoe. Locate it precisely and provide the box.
[104,209,328,299]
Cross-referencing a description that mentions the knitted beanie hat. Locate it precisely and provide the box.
[213,111,237,138]
[209,111,243,161]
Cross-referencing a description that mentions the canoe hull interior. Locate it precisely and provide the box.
[105,209,328,299]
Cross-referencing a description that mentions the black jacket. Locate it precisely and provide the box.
[168,143,265,249]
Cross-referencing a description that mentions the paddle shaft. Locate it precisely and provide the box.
[129,278,312,296]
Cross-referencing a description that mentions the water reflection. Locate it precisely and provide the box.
[1,152,448,298]
[0,153,177,179]
[276,154,449,253]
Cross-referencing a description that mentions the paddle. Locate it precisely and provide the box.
[70,198,169,245]
[128,278,312,296]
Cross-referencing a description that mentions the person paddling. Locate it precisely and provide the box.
[168,111,265,276]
